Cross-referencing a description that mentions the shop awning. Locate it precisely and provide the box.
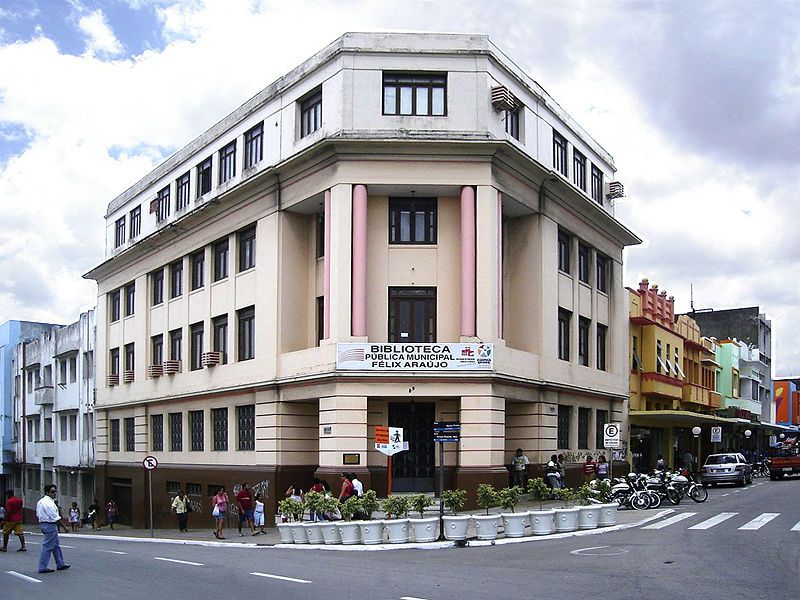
[629,410,738,427]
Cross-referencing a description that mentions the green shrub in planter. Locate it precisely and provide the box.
[554,487,578,508]
[340,495,362,521]
[576,483,594,506]
[360,490,379,520]
[410,493,434,518]
[318,494,341,518]
[498,486,523,513]
[304,491,324,519]
[381,495,409,519]
[442,489,467,515]
[278,497,304,522]
[592,479,613,503]
[527,477,551,511]
[476,483,499,515]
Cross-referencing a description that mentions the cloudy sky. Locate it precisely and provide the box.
[0,0,798,374]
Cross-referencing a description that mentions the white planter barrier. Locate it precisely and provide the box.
[597,503,618,527]
[473,514,500,540]
[410,517,439,542]
[321,522,343,545]
[338,521,362,545]
[289,522,309,543]
[501,512,529,538]
[577,505,599,530]
[442,515,471,541]
[384,518,410,544]
[303,522,324,544]
[528,510,555,535]
[276,522,294,544]
[359,520,385,545]
[554,507,580,532]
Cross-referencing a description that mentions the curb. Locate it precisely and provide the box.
[22,531,271,549]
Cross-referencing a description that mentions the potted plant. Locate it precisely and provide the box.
[360,490,380,520]
[357,490,384,544]
[408,493,438,543]
[381,495,410,544]
[277,498,304,544]
[318,496,343,545]
[576,483,599,530]
[302,491,325,543]
[526,477,555,535]
[473,484,500,541]
[498,486,528,538]
[592,479,618,527]
[441,489,470,541]
[337,496,363,544]
[553,487,580,532]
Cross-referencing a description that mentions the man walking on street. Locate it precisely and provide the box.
[171,490,191,532]
[1,489,26,552]
[36,484,69,573]
[236,483,254,536]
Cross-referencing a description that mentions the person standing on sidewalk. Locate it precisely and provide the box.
[252,493,265,535]
[171,490,191,532]
[1,489,26,552]
[235,483,254,536]
[36,484,69,573]
[582,454,596,483]
[511,449,529,487]
[212,487,229,540]
[105,499,118,530]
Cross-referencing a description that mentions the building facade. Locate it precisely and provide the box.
[84,33,639,527]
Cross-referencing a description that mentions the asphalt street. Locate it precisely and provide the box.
[2,479,798,600]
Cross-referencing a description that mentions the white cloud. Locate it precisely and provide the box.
[78,9,124,57]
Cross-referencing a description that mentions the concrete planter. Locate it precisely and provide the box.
[442,515,471,541]
[359,520,385,545]
[597,503,618,527]
[528,510,555,535]
[337,521,362,545]
[384,518,410,544]
[410,517,439,542]
[473,514,500,540]
[501,512,529,538]
[276,522,294,544]
[289,522,309,543]
[321,522,343,545]
[303,521,324,544]
[554,507,580,532]
[577,506,599,530]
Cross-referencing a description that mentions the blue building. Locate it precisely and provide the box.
[0,320,60,495]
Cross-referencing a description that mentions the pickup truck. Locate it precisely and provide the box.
[768,443,800,480]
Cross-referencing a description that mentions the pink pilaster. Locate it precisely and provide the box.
[351,184,368,337]
[460,185,476,337]
[323,189,331,339]
[497,191,503,339]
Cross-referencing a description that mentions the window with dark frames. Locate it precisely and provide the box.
[114,217,126,247]
[130,205,141,238]
[197,157,212,198]
[591,164,604,204]
[504,107,519,139]
[110,419,120,451]
[151,268,164,305]
[238,226,256,271]
[389,198,437,244]
[169,412,182,451]
[596,410,608,449]
[578,317,590,366]
[109,348,119,376]
[212,407,228,451]
[578,408,590,449]
[151,334,163,366]
[389,287,436,343]
[170,260,183,298]
[151,414,163,451]
[300,89,322,138]
[573,149,586,191]
[237,404,255,451]
[383,72,446,116]
[237,306,255,361]
[558,308,571,361]
[558,230,571,274]
[596,254,609,293]
[557,405,570,449]
[190,322,204,371]
[124,417,135,451]
[110,290,121,322]
[124,282,135,316]
[124,343,135,373]
[213,315,228,363]
[597,324,608,371]
[191,251,204,290]
[213,238,229,281]
[176,172,190,211]
[156,185,170,222]
[553,130,568,176]
[189,410,204,451]
[578,243,590,284]
[218,141,236,184]
[169,328,182,362]
[244,123,263,169]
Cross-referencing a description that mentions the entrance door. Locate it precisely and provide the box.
[109,477,133,526]
[389,402,435,492]
[388,287,436,343]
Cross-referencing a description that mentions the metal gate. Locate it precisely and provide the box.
[389,402,435,492]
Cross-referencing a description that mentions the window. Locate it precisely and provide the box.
[109,348,120,376]
[238,226,256,271]
[114,217,126,247]
[130,205,141,238]
[578,317,590,366]
[176,172,190,211]
[156,185,170,223]
[389,287,436,343]
[110,419,120,451]
[578,408,590,449]
[389,198,437,244]
[316,296,324,346]
[169,328,182,362]
[213,238,229,281]
[191,250,205,290]
[151,334,163,366]
[596,254,609,293]
[578,243,590,284]
[596,410,608,449]
[69,414,77,440]
[124,282,135,316]
[665,343,672,374]
[237,404,255,451]
[503,107,519,139]
[674,348,685,378]
[124,417,135,451]
[190,322,204,370]
[166,481,181,494]
[300,88,322,137]
[69,356,77,383]
[632,335,643,371]
[197,156,212,198]
[110,290,121,322]
[244,123,263,169]
[597,324,608,371]
[591,164,604,204]
[212,407,228,451]
[237,307,255,361]
[151,268,164,305]
[83,351,93,381]
[558,230,571,274]
[573,149,587,191]
[213,314,228,363]
[557,405,571,449]
[382,72,446,116]
[189,410,204,451]
[60,415,68,441]
[170,260,183,298]
[151,414,163,452]
[218,141,236,184]
[186,483,201,496]
[169,412,182,451]
[656,340,665,374]
[124,343,135,374]
[316,212,325,259]
[558,308,571,361]
[553,130,568,176]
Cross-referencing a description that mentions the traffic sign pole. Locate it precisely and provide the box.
[388,455,392,496]
[148,469,153,538]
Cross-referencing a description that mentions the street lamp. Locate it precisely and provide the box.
[692,426,701,437]
[691,426,702,473]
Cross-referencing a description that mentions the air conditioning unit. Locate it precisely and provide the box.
[106,374,119,387]
[202,352,224,367]
[162,360,181,375]
[122,370,135,384]
[147,364,164,378]
[491,85,517,111]
[605,181,624,200]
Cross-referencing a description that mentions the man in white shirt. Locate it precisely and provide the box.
[36,484,69,574]
[350,473,364,497]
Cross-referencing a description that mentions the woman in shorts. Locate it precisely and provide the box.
[68,502,81,531]
[252,493,265,535]
[212,487,229,539]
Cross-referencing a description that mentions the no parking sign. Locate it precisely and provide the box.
[603,423,621,449]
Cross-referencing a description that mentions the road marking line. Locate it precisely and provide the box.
[6,571,42,583]
[791,521,800,531]
[154,557,203,566]
[25,541,39,545]
[688,512,738,530]
[250,572,311,584]
[642,512,697,529]
[738,513,780,530]
[98,549,127,555]
[720,493,730,497]
[61,545,74,549]
[401,597,431,600]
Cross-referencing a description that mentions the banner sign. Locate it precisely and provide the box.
[336,343,493,371]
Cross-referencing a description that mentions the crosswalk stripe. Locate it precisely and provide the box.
[642,512,698,530]
[688,512,738,530]
[791,521,800,531]
[738,513,780,530]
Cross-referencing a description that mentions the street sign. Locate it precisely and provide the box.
[375,426,408,456]
[142,455,159,470]
[711,426,722,443]
[434,421,461,443]
[603,423,621,449]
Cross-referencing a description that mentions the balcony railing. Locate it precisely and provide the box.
[33,385,54,405]
[682,382,722,408]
